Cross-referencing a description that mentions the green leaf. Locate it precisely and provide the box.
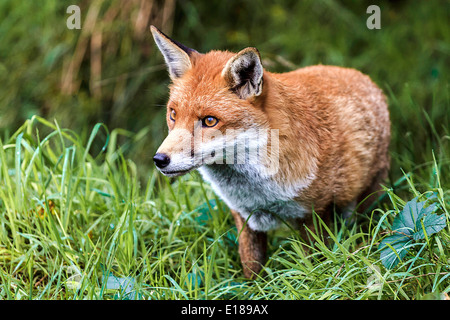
[379,233,411,269]
[194,199,216,226]
[379,195,446,269]
[102,272,136,299]
[186,270,204,288]
[413,210,447,240]
[391,197,421,235]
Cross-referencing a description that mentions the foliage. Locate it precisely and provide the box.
[379,194,447,269]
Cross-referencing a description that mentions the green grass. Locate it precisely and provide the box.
[0,116,449,300]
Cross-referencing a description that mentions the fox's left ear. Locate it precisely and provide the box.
[222,47,263,99]
[150,25,197,79]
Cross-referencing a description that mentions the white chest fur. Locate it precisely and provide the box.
[198,164,313,231]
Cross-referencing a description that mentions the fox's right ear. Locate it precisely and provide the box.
[150,25,197,79]
[222,47,263,100]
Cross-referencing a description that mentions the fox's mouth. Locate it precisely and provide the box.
[159,168,194,177]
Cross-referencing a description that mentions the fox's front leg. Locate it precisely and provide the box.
[230,210,267,279]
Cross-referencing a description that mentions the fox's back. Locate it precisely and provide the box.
[267,65,390,211]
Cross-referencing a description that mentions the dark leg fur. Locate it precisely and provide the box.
[357,166,389,214]
[231,210,267,279]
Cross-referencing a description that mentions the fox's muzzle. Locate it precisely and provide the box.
[153,126,280,177]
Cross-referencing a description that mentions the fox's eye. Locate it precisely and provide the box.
[202,116,218,127]
[169,109,176,121]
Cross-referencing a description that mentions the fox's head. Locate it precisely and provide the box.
[150,26,278,177]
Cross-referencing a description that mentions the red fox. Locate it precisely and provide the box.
[150,25,390,278]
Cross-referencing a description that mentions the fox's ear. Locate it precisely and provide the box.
[150,25,197,79]
[222,47,263,99]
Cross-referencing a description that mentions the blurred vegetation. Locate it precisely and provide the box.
[0,0,449,182]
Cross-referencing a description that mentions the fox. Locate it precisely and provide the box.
[150,25,390,279]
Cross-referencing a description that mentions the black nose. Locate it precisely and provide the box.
[153,153,170,169]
